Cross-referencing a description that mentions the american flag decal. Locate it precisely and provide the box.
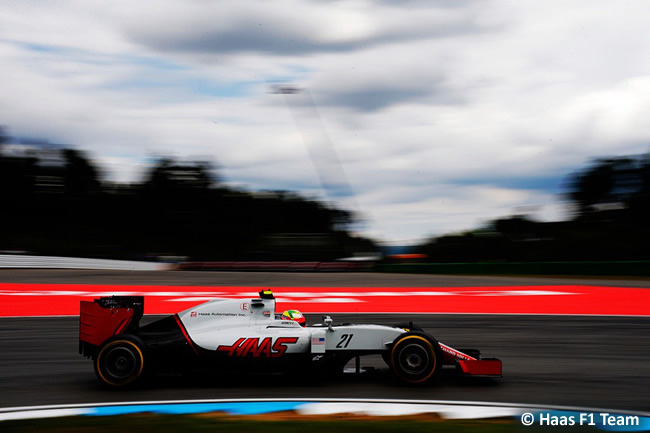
[312,337,325,345]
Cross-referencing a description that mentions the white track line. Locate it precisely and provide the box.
[2,312,650,318]
[1,398,648,421]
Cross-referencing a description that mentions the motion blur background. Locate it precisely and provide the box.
[1,1,650,267]
[2,5,650,429]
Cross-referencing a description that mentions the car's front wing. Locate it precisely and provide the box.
[439,342,502,377]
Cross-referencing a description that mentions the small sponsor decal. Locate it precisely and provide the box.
[312,337,325,345]
[217,337,299,357]
[263,310,271,317]
[190,311,197,318]
[439,343,475,361]
[240,302,249,311]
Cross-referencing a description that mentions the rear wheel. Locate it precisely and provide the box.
[389,333,442,384]
[94,336,146,387]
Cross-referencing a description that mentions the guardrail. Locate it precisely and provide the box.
[177,261,374,272]
[0,255,170,271]
[0,256,373,272]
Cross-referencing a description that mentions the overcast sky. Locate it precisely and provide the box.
[2,1,650,244]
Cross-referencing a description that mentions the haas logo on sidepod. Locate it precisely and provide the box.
[217,337,298,357]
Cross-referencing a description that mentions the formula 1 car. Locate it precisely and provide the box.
[79,290,502,387]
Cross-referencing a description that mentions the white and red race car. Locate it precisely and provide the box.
[79,290,502,387]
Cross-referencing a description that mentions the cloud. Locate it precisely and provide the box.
[2,1,650,244]
[321,87,426,112]
[115,0,489,112]
[121,0,488,57]
[356,184,565,243]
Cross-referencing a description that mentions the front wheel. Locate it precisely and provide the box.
[389,332,442,384]
[94,336,147,387]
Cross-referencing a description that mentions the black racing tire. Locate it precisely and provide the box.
[385,321,425,364]
[94,335,147,387]
[389,332,442,384]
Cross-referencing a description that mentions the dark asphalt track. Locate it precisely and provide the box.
[1,270,649,412]
[1,268,650,288]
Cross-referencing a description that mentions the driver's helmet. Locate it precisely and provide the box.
[281,309,306,327]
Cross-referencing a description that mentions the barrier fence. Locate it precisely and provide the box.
[0,255,170,271]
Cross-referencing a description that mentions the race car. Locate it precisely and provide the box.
[79,290,502,387]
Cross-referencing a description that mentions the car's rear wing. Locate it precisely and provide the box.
[79,296,144,357]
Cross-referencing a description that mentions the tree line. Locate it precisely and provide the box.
[0,127,374,261]
[3,126,649,263]
[417,155,650,262]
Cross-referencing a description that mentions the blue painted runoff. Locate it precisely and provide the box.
[86,401,307,417]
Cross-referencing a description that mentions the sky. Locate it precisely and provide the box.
[2,0,650,245]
